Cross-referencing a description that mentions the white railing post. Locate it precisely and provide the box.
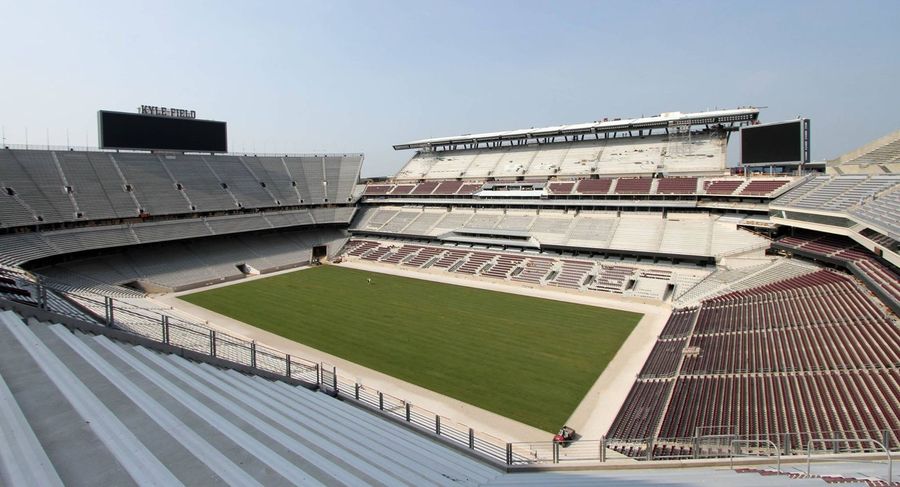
[332,366,337,395]
[104,296,113,325]
[600,436,606,462]
[161,315,170,345]
[806,440,812,478]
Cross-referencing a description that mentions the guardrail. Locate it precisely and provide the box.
[731,439,780,473]
[807,438,892,484]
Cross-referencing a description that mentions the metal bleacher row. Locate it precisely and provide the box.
[342,238,707,301]
[0,149,363,228]
[0,207,355,267]
[608,267,900,458]
[364,175,795,198]
[0,311,502,486]
[353,207,770,259]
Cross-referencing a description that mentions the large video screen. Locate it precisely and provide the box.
[98,111,227,152]
[741,120,803,165]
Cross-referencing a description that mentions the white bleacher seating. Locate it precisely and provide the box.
[402,211,445,235]
[394,133,727,181]
[0,150,72,223]
[41,225,138,254]
[132,219,213,243]
[850,187,900,239]
[114,153,191,215]
[34,229,347,292]
[353,207,767,259]
[658,215,712,255]
[160,154,238,211]
[608,214,664,252]
[86,152,141,218]
[0,191,38,227]
[54,151,120,220]
[0,149,361,231]
[0,311,502,485]
[566,214,618,248]
[462,212,503,229]
[494,213,535,231]
[206,214,272,234]
[263,209,315,228]
[528,215,573,245]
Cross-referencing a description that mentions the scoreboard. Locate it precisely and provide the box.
[98,109,227,153]
[741,119,810,165]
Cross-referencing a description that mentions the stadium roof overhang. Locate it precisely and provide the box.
[393,108,760,150]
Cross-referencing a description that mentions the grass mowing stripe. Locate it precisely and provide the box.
[180,265,642,432]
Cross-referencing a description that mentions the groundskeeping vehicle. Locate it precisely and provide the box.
[554,426,576,447]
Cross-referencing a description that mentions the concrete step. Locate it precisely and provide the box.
[157,354,389,487]
[0,337,63,487]
[270,376,501,483]
[51,326,265,487]
[91,336,325,486]
[0,311,177,486]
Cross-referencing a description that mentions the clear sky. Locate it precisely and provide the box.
[1,0,898,176]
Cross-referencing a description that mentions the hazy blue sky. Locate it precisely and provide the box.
[2,0,898,176]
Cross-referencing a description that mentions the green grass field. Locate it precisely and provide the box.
[179,265,642,432]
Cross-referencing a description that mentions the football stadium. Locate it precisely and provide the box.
[3,1,900,484]
[1,102,898,486]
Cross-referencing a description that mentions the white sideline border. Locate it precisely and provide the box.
[153,261,671,444]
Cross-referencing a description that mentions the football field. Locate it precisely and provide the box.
[179,265,642,432]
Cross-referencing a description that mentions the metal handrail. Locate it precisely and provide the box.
[730,439,780,473]
[806,437,892,484]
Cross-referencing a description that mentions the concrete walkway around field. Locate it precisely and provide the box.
[154,260,670,444]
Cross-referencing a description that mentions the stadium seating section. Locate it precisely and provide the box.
[0,207,355,266]
[0,148,360,277]
[34,228,347,292]
[829,129,900,174]
[352,207,770,258]
[609,268,900,457]
[772,174,900,239]
[773,232,900,309]
[341,238,710,301]
[394,132,728,179]
[361,176,798,199]
[0,149,363,228]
